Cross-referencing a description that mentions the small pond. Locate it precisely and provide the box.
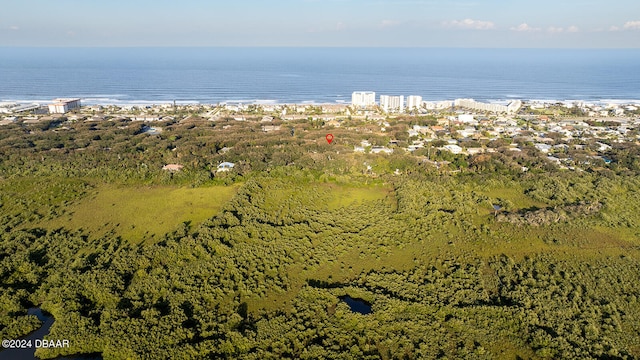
[339,296,372,315]
[0,308,102,360]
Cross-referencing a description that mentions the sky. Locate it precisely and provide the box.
[1,0,639,47]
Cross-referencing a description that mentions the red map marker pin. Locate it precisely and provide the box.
[326,134,334,144]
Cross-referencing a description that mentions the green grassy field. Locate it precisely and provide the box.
[479,185,548,211]
[323,183,395,210]
[42,184,240,242]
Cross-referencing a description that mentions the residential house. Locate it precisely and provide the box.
[217,162,235,172]
[534,143,552,153]
[443,144,463,154]
[458,127,477,138]
[370,146,393,154]
[162,164,184,172]
[466,148,485,155]
[595,142,612,152]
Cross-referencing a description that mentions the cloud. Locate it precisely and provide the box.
[623,21,640,30]
[567,26,579,33]
[606,21,639,32]
[547,26,564,33]
[336,22,346,31]
[510,23,540,32]
[9,25,19,31]
[444,19,496,30]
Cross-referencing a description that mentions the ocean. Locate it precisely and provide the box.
[1,47,639,105]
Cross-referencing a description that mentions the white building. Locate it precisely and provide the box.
[458,127,477,138]
[132,116,162,122]
[352,91,376,108]
[406,96,423,110]
[507,100,523,114]
[0,102,18,113]
[443,145,463,154]
[370,146,394,154]
[217,162,235,172]
[0,117,18,126]
[453,98,522,114]
[379,95,404,113]
[535,143,552,153]
[458,114,475,123]
[454,99,506,113]
[595,142,612,152]
[48,98,81,114]
[162,164,184,172]
[423,101,453,110]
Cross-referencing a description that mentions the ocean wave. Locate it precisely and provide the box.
[0,99,50,105]
[82,98,126,103]
[598,99,640,105]
[221,99,279,105]
[82,99,199,106]
[528,99,568,103]
[81,94,128,98]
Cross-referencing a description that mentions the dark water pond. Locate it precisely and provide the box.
[0,308,102,360]
[339,296,372,315]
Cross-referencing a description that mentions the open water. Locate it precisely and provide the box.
[1,47,639,105]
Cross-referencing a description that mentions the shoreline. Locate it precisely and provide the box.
[3,98,640,108]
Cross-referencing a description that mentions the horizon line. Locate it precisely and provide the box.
[1,45,640,50]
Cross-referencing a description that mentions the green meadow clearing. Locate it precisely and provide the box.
[42,183,241,242]
[323,182,395,211]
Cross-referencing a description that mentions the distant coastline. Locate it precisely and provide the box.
[1,48,639,105]
[3,97,640,108]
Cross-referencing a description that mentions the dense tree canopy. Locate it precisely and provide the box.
[1,118,639,359]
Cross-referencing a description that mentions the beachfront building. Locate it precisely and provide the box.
[0,103,17,114]
[507,100,523,114]
[48,98,81,114]
[454,99,506,113]
[406,96,423,111]
[423,101,453,110]
[352,91,376,108]
[380,95,404,113]
[453,98,523,115]
[1,102,41,114]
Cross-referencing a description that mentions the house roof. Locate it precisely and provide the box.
[162,164,183,171]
